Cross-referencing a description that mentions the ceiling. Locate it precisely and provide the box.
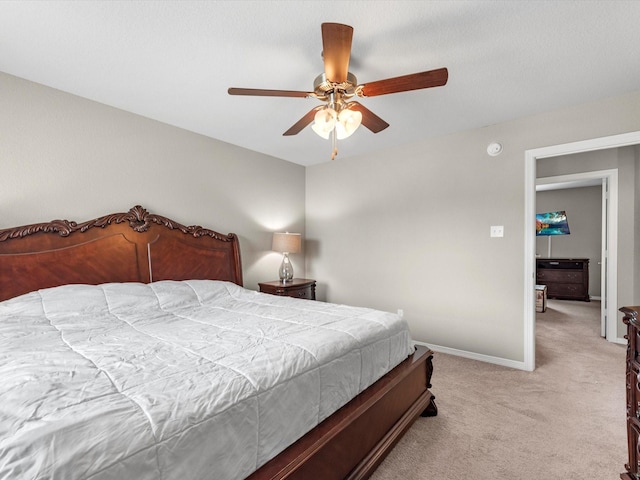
[1,1,639,167]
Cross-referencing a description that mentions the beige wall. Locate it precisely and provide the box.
[0,72,307,290]
[306,90,640,364]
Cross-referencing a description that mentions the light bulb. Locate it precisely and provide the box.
[312,107,337,139]
[336,108,362,139]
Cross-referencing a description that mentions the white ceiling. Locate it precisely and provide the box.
[1,1,639,167]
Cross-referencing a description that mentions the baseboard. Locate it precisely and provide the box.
[413,340,529,371]
[414,333,628,371]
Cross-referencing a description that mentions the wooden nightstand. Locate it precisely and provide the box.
[258,278,316,300]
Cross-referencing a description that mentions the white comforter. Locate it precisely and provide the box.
[0,280,413,480]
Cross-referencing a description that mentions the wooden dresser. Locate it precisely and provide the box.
[535,258,590,302]
[622,306,640,480]
[258,278,316,300]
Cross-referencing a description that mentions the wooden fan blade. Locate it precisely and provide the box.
[321,23,353,84]
[348,102,389,133]
[359,67,448,97]
[228,88,310,98]
[283,106,323,136]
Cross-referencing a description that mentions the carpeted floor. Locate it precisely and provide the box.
[370,299,626,480]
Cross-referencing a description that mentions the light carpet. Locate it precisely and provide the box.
[371,299,626,480]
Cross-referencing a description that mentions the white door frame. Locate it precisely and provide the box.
[523,131,640,371]
[535,169,618,341]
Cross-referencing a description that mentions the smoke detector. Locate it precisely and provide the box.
[487,142,503,156]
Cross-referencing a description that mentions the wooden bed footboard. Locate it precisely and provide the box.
[248,345,436,480]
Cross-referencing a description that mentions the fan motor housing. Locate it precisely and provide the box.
[313,72,357,100]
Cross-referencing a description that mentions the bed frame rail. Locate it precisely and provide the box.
[248,345,436,480]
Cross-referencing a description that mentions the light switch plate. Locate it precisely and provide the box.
[490,225,504,237]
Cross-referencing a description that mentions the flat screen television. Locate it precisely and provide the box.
[536,210,570,236]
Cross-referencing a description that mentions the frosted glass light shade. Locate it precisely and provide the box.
[311,108,337,139]
[336,108,362,139]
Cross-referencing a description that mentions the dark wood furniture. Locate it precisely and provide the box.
[0,206,437,480]
[622,306,640,480]
[259,278,316,300]
[536,258,590,302]
[0,205,243,301]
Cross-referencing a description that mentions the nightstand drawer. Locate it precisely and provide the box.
[258,279,316,301]
[283,285,314,299]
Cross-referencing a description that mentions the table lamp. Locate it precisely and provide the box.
[272,232,301,282]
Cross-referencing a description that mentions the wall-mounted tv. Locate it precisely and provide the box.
[536,210,570,236]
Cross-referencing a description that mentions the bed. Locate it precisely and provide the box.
[0,205,436,480]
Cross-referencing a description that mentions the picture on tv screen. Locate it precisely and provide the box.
[536,210,570,236]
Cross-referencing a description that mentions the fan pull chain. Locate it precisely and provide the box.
[331,128,338,160]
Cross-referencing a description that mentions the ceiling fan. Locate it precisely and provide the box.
[228,23,448,160]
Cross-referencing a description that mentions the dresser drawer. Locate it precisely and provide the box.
[634,328,640,362]
[631,367,640,420]
[626,420,640,476]
[536,269,584,283]
[546,283,586,298]
[537,260,584,270]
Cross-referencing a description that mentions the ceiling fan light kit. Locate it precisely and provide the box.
[311,93,363,139]
[228,22,448,160]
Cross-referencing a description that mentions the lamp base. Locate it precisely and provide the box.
[279,253,294,282]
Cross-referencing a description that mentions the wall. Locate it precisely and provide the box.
[536,186,602,297]
[306,90,640,365]
[0,72,307,290]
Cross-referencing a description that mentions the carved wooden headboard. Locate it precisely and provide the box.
[0,205,243,302]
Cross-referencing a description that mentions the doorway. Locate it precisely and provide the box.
[535,169,618,341]
[523,131,640,371]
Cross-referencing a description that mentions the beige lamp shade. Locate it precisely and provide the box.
[272,232,301,253]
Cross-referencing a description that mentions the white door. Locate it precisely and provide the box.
[600,177,608,337]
